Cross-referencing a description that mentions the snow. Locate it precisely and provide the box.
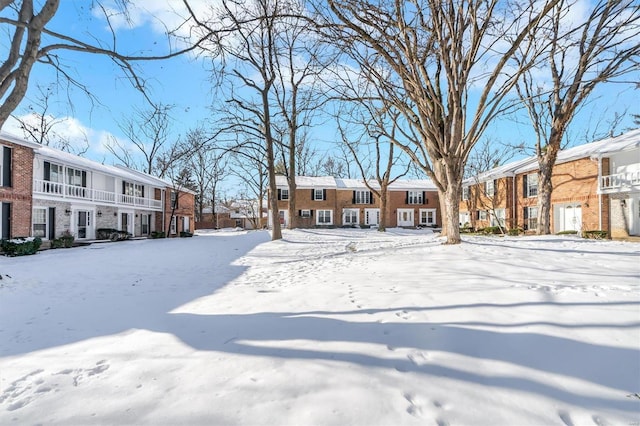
[1,229,639,425]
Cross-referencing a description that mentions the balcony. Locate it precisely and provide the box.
[33,179,163,210]
[599,171,640,194]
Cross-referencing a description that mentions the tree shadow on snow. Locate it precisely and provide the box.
[156,308,640,414]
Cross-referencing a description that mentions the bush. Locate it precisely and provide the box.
[151,231,166,239]
[508,228,523,236]
[583,230,607,239]
[557,230,578,235]
[180,231,193,238]
[460,227,474,234]
[50,230,75,248]
[1,237,42,256]
[482,226,503,235]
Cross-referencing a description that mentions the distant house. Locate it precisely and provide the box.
[0,131,195,242]
[460,128,640,237]
[196,200,263,230]
[271,175,440,229]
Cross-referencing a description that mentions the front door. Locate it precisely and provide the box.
[397,209,414,227]
[629,196,640,236]
[563,204,582,232]
[120,212,134,235]
[76,210,93,240]
[365,208,380,226]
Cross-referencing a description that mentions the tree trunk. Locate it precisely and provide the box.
[537,130,561,235]
[438,185,462,244]
[378,185,388,232]
[434,161,463,244]
[287,132,297,229]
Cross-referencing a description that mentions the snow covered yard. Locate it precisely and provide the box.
[0,228,638,426]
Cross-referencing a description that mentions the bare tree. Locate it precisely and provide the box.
[10,83,90,155]
[271,15,333,229]
[106,103,177,175]
[464,139,521,233]
[0,1,207,129]
[322,0,558,244]
[515,0,640,234]
[183,127,228,223]
[182,0,320,240]
[337,103,411,231]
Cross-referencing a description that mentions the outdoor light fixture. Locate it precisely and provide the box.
[620,199,627,207]
[97,210,102,217]
[65,208,71,215]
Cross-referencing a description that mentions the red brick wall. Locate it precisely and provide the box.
[162,188,196,236]
[0,141,34,238]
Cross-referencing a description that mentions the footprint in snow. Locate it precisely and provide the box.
[558,409,574,426]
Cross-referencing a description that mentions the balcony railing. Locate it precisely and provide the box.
[600,171,640,192]
[33,179,162,209]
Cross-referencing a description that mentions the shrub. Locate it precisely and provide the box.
[151,231,166,239]
[583,230,607,239]
[1,237,42,256]
[180,231,193,238]
[507,228,523,236]
[460,227,474,234]
[51,230,75,248]
[482,226,503,235]
[557,230,578,235]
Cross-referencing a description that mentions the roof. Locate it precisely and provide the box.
[463,156,537,184]
[514,128,640,174]
[276,175,337,188]
[0,131,42,149]
[334,178,381,190]
[1,130,184,189]
[388,179,437,190]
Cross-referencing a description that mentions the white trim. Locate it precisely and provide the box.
[364,208,380,226]
[316,209,333,225]
[342,208,359,225]
[419,208,437,226]
[397,208,414,227]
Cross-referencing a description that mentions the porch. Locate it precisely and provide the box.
[599,171,640,194]
[33,179,163,210]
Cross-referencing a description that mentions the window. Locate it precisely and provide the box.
[1,202,10,239]
[477,210,488,220]
[407,191,424,204]
[66,167,85,187]
[354,191,371,204]
[300,209,311,218]
[170,216,177,234]
[316,210,333,225]
[491,208,506,227]
[343,209,359,225]
[313,189,325,201]
[525,173,538,198]
[419,209,436,226]
[123,181,144,197]
[32,208,47,238]
[170,191,178,209]
[462,186,469,201]
[525,206,538,230]
[485,180,495,197]
[45,162,64,184]
[278,188,289,200]
[1,146,11,187]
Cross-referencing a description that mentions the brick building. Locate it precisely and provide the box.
[0,131,196,243]
[460,129,640,237]
[271,176,440,229]
[0,134,39,239]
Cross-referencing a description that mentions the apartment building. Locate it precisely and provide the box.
[271,175,440,229]
[0,132,195,241]
[460,129,640,237]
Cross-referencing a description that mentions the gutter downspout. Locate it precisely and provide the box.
[596,155,602,230]
[161,188,166,234]
[510,173,516,230]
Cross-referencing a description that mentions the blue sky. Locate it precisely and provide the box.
[2,1,638,194]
